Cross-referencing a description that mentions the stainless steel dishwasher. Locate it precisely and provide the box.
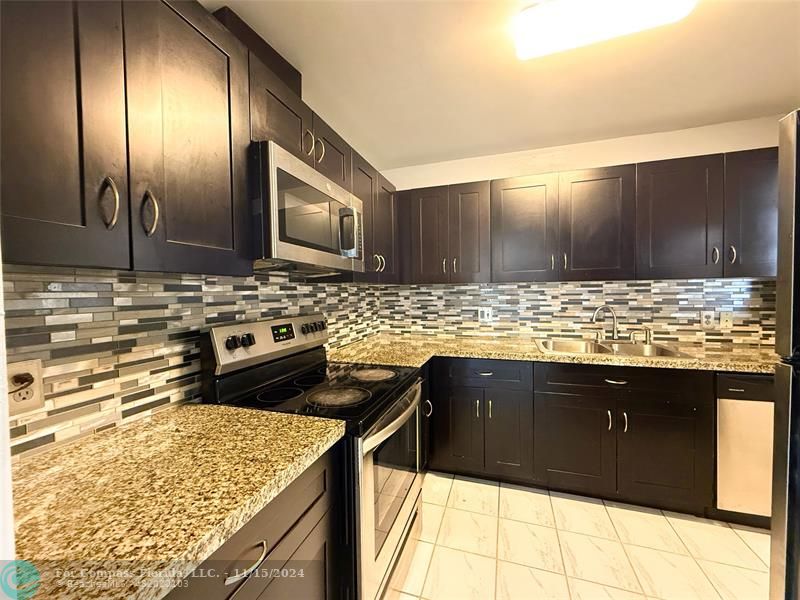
[716,374,775,516]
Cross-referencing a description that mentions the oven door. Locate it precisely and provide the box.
[267,141,364,272]
[358,379,423,600]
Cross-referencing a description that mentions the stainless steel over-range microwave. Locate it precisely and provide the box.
[250,140,364,275]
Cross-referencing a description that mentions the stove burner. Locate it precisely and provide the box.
[306,387,371,407]
[294,374,327,387]
[349,368,398,382]
[256,387,304,404]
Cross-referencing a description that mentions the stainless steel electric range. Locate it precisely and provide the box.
[201,313,424,600]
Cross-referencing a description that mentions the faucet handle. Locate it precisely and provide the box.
[586,324,605,342]
[628,326,654,344]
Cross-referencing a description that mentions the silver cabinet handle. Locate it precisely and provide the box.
[442,257,447,274]
[142,190,159,237]
[623,411,629,433]
[304,129,315,156]
[225,539,268,586]
[453,257,457,273]
[712,246,720,264]
[424,399,433,417]
[100,176,120,230]
[316,138,326,163]
[604,378,628,385]
[563,252,568,270]
[488,399,493,419]
[607,409,612,431]
[476,371,494,377]
[381,255,387,272]
[728,387,746,393]
[476,399,480,418]
[550,254,555,270]
[373,254,380,272]
[376,254,385,272]
[729,245,737,264]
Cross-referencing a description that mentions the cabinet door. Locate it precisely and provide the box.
[352,151,380,281]
[484,388,534,481]
[376,175,401,283]
[1,1,129,269]
[534,392,616,495]
[125,1,251,275]
[636,155,724,279]
[250,54,314,164]
[449,181,491,283]
[430,384,485,474]
[724,148,779,278]
[255,511,337,600]
[617,394,713,511]
[491,174,559,282]
[408,186,449,284]
[559,165,635,281]
[312,114,352,192]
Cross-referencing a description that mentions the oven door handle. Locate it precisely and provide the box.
[362,380,422,455]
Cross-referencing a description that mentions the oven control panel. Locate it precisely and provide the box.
[209,314,328,375]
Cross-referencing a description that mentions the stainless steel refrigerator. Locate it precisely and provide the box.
[772,108,800,600]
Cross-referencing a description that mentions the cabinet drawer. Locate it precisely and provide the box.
[442,358,533,390]
[534,363,713,396]
[168,443,339,599]
[717,374,774,401]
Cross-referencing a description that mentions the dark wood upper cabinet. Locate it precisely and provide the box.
[250,54,314,165]
[408,186,450,284]
[124,1,251,276]
[636,154,725,279]
[1,1,130,269]
[312,114,352,192]
[375,175,401,283]
[449,182,491,283]
[724,147,779,278]
[491,174,560,282]
[352,151,380,281]
[559,165,636,281]
[483,388,534,481]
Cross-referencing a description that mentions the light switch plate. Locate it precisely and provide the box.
[720,311,734,330]
[8,359,44,416]
[701,310,717,330]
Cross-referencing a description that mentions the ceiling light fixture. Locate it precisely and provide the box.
[512,0,699,60]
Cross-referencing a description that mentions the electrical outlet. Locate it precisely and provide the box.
[477,307,494,324]
[700,310,717,330]
[8,359,44,416]
[720,311,734,330]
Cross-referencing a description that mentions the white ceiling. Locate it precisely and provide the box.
[200,0,800,171]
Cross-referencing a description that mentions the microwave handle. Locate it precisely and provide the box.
[362,380,422,455]
[338,206,361,258]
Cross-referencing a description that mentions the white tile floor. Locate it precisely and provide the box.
[385,472,771,600]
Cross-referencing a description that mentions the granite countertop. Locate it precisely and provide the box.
[11,404,346,600]
[329,334,777,374]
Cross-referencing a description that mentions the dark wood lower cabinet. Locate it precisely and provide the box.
[484,388,534,481]
[429,359,716,515]
[534,392,616,494]
[617,393,713,511]
[429,384,485,474]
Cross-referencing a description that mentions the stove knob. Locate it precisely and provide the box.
[301,324,310,334]
[318,321,326,330]
[241,333,256,347]
[310,322,318,332]
[225,335,241,350]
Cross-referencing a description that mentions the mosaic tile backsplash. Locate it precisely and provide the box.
[4,265,775,458]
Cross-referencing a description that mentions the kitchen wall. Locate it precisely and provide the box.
[383,115,781,189]
[4,265,775,460]
[378,278,776,347]
[4,265,380,460]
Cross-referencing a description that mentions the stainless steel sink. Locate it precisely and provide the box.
[602,342,690,358]
[535,339,611,354]
[535,338,690,358]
